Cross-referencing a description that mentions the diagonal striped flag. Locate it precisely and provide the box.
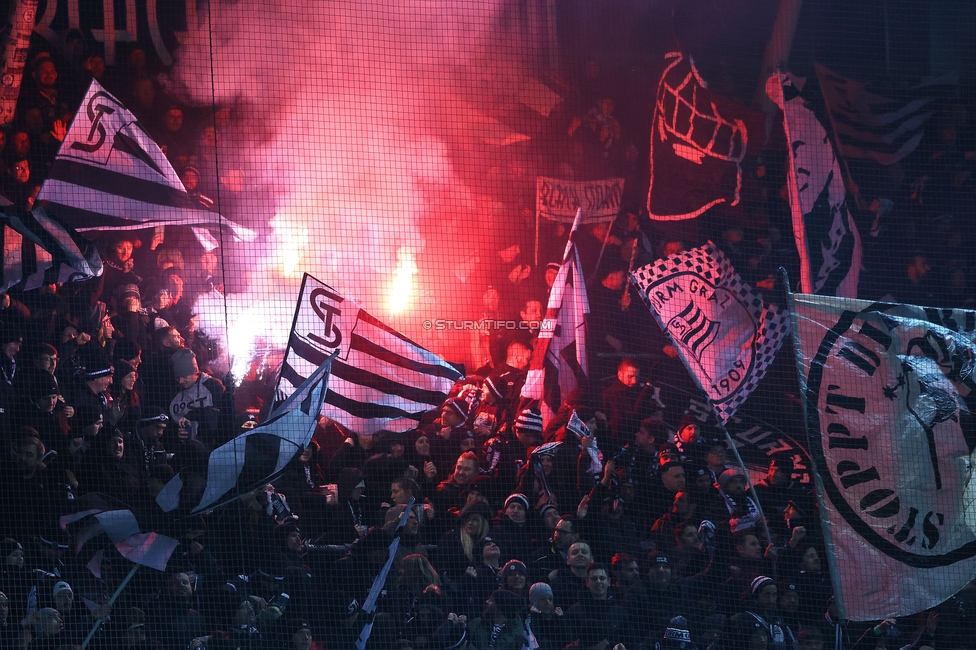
[274,274,463,435]
[157,353,334,514]
[814,63,940,166]
[520,208,588,426]
[0,206,102,292]
[36,79,254,245]
[631,242,790,422]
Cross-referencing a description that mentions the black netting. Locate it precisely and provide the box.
[0,0,973,648]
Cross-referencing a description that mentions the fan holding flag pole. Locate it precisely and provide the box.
[630,242,792,543]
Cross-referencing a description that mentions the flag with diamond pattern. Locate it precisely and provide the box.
[630,242,790,421]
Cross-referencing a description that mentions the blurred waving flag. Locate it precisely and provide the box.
[768,72,862,298]
[60,494,180,573]
[815,63,946,166]
[158,353,334,514]
[0,206,102,292]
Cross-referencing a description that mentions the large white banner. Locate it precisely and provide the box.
[535,176,625,224]
[791,293,976,620]
[631,242,789,422]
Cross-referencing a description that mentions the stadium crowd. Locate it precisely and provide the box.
[0,26,974,650]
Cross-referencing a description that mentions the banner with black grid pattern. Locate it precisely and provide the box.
[631,242,791,422]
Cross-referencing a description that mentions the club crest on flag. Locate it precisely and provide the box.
[792,293,976,619]
[667,302,720,372]
[632,243,789,421]
[276,274,463,435]
[300,283,357,360]
[799,299,976,563]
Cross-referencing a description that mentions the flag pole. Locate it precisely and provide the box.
[356,498,416,650]
[81,563,139,648]
[779,267,848,619]
[628,250,774,546]
[712,418,774,547]
[588,216,614,284]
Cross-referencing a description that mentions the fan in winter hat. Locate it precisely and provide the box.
[500,559,527,578]
[504,493,530,512]
[172,349,199,379]
[528,582,553,607]
[751,575,775,595]
[660,615,695,649]
[718,467,748,492]
[514,407,543,439]
[82,356,114,380]
[442,397,469,422]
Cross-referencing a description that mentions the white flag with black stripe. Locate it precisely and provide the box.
[275,274,463,435]
[631,242,790,421]
[37,79,254,244]
[0,206,102,292]
[815,63,938,166]
[157,352,333,514]
[767,72,862,298]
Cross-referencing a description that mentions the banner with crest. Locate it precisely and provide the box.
[790,293,976,620]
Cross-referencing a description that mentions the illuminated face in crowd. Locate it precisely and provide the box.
[107,435,124,461]
[114,240,134,262]
[12,160,29,184]
[617,363,639,388]
[504,500,526,524]
[35,61,58,89]
[567,542,592,569]
[453,457,478,486]
[586,568,609,598]
[736,534,763,561]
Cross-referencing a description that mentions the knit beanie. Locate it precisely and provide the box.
[528,582,552,606]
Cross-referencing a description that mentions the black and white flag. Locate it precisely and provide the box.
[521,209,588,425]
[631,243,790,421]
[791,293,976,620]
[60,494,180,573]
[815,63,938,166]
[767,72,862,298]
[647,52,764,221]
[37,80,254,248]
[275,274,463,435]
[158,353,333,514]
[0,206,102,292]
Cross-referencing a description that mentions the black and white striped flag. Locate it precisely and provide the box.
[157,352,334,514]
[814,63,938,166]
[37,79,254,246]
[0,206,102,292]
[275,274,463,435]
[631,243,790,422]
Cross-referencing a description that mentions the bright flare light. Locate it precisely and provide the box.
[389,248,417,314]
